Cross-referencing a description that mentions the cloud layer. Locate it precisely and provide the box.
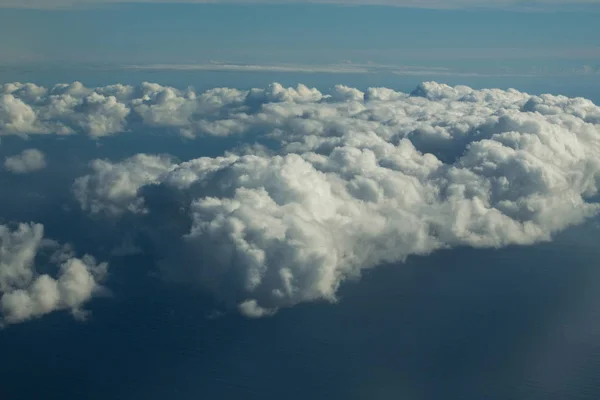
[0,223,108,325]
[123,63,527,77]
[71,81,600,317]
[3,80,600,139]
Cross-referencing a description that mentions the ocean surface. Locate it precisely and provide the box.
[1,225,600,400]
[1,69,599,400]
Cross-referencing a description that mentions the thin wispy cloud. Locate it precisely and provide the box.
[122,62,535,77]
[123,63,373,74]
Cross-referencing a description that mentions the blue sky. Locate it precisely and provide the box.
[0,2,598,77]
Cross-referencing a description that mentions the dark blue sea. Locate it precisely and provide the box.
[2,226,600,400]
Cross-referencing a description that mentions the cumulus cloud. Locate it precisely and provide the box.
[4,148,47,173]
[0,222,108,325]
[6,76,599,139]
[73,81,600,317]
[1,81,336,137]
[0,82,130,137]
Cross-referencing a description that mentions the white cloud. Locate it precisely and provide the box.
[2,77,596,138]
[4,148,47,173]
[0,222,108,325]
[73,81,600,317]
[2,81,345,137]
[0,82,130,137]
[123,62,512,76]
[124,63,373,74]
[2,0,599,11]
[73,154,176,215]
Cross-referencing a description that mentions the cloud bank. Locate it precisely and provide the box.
[124,63,373,74]
[0,223,108,325]
[122,63,521,77]
[71,81,600,317]
[3,80,599,139]
[4,149,47,173]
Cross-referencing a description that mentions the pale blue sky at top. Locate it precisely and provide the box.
[0,1,598,77]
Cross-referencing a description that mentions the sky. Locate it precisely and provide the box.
[3,0,600,9]
[1,2,600,399]
[0,2,598,79]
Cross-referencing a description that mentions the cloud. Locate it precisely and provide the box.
[0,222,108,325]
[1,81,346,137]
[73,154,177,215]
[3,74,596,138]
[4,148,47,173]
[2,0,600,11]
[123,62,373,74]
[73,81,600,317]
[0,82,130,137]
[574,65,600,75]
[123,62,514,76]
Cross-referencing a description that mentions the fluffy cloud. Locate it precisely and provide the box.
[0,82,130,137]
[4,81,600,141]
[4,148,47,174]
[73,81,600,317]
[0,223,108,325]
[2,81,334,138]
